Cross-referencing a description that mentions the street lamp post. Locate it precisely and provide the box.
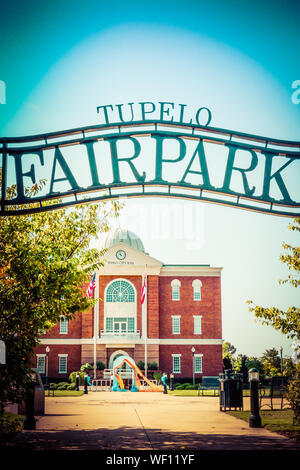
[191,347,195,386]
[45,346,50,386]
[249,368,261,428]
[170,373,174,391]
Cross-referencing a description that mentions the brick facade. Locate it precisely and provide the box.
[34,239,223,381]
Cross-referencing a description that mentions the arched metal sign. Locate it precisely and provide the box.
[1,119,299,216]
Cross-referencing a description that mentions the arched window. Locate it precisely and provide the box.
[171,279,181,301]
[106,279,135,303]
[103,279,137,337]
[192,279,202,301]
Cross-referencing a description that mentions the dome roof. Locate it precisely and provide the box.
[103,228,145,252]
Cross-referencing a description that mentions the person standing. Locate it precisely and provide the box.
[161,373,169,394]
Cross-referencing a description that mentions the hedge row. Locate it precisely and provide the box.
[174,382,198,390]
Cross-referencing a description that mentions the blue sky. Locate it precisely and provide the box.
[0,0,299,357]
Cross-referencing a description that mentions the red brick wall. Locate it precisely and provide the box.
[34,344,81,379]
[159,276,222,339]
[159,344,223,378]
[147,275,159,338]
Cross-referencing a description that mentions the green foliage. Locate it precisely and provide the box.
[80,363,93,372]
[261,348,281,377]
[90,361,105,370]
[287,364,300,425]
[56,382,69,390]
[0,179,122,409]
[0,412,24,438]
[153,371,162,381]
[175,385,185,390]
[247,218,300,340]
[137,361,145,370]
[148,362,158,370]
[69,371,85,385]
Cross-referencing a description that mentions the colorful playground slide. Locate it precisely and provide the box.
[111,355,163,392]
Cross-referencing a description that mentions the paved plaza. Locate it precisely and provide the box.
[1,392,300,452]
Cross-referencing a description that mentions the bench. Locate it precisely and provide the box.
[259,376,288,410]
[198,376,220,396]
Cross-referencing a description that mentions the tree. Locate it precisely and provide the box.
[0,184,121,411]
[260,348,281,377]
[222,341,236,371]
[247,218,300,340]
[248,218,300,422]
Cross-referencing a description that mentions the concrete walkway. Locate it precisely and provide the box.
[2,391,300,451]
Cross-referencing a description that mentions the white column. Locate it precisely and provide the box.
[142,267,148,378]
[93,272,99,380]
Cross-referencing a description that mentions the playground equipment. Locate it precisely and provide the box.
[111,355,163,392]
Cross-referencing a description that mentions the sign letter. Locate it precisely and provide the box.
[222,145,258,197]
[49,147,81,195]
[106,136,146,184]
[261,152,295,203]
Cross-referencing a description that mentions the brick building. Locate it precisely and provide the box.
[35,228,223,381]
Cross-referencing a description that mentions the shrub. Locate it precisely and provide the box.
[67,384,76,390]
[148,362,158,370]
[175,385,185,390]
[49,382,58,390]
[137,361,145,370]
[182,382,192,389]
[153,371,162,381]
[80,363,93,372]
[0,412,24,438]
[185,384,196,390]
[287,364,300,425]
[56,382,69,390]
[69,371,85,385]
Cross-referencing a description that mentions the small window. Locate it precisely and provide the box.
[192,279,202,301]
[193,316,202,334]
[106,317,113,333]
[58,355,68,374]
[194,354,203,373]
[128,318,135,333]
[171,279,181,301]
[37,355,45,374]
[172,354,181,373]
[60,316,68,334]
[172,316,181,334]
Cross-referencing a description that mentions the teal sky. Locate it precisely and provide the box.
[0,0,299,358]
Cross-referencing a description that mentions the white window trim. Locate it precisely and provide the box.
[194,353,203,373]
[58,354,68,374]
[171,279,181,301]
[60,316,68,335]
[172,353,181,374]
[192,279,202,301]
[172,315,181,335]
[193,315,202,335]
[36,354,46,374]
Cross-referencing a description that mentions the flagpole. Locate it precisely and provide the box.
[93,272,99,380]
[144,265,148,379]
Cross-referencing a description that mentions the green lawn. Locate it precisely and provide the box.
[45,390,84,397]
[227,409,300,440]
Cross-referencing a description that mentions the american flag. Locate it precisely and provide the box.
[141,275,146,305]
[86,272,96,298]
